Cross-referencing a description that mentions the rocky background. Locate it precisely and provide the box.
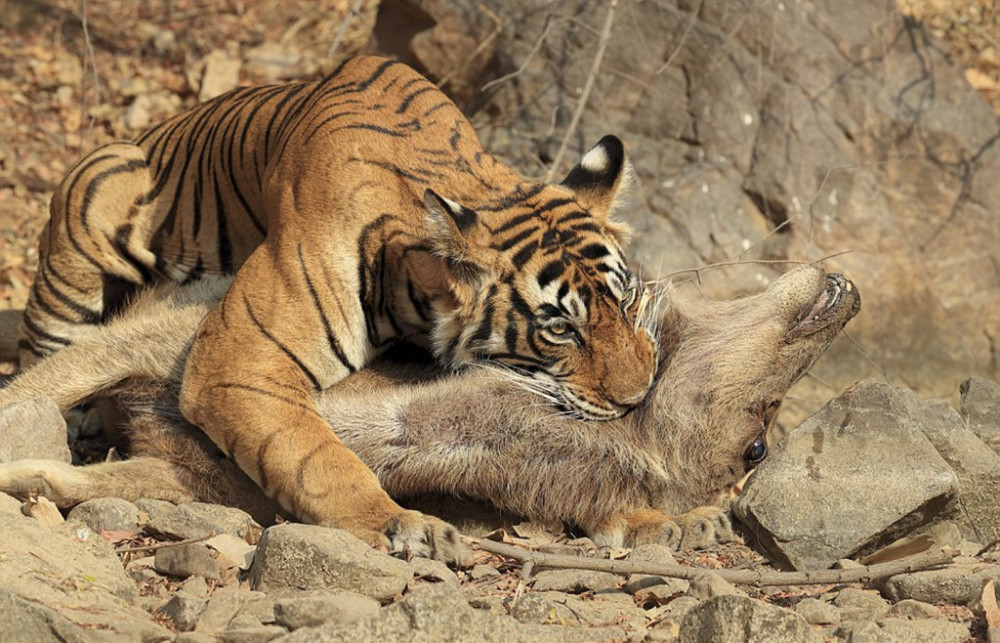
[1,0,1000,641]
[1,0,999,425]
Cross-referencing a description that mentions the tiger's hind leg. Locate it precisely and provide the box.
[20,143,158,366]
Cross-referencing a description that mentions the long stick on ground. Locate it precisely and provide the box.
[474,539,955,588]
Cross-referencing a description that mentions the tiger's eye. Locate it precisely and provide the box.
[548,319,569,335]
[621,286,637,308]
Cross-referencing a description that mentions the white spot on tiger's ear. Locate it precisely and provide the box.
[580,145,609,173]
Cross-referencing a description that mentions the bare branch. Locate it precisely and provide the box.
[473,538,956,588]
[545,0,618,183]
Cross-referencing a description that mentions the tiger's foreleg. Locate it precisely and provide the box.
[178,244,469,565]
[20,143,159,367]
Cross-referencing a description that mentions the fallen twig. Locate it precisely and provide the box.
[474,539,956,587]
[115,533,213,554]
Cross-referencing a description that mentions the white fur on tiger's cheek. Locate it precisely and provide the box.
[580,146,609,173]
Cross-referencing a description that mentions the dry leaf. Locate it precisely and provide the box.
[205,533,256,571]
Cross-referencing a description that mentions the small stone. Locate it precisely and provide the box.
[135,498,176,523]
[833,587,889,621]
[688,571,743,600]
[888,599,941,619]
[510,592,580,625]
[67,497,140,533]
[218,625,287,643]
[0,396,69,463]
[530,568,620,593]
[835,559,865,570]
[273,592,380,630]
[181,576,212,598]
[155,592,207,632]
[154,543,221,580]
[198,50,242,102]
[174,634,217,643]
[145,503,258,541]
[794,597,840,625]
[469,564,501,580]
[248,524,410,602]
[879,562,1000,604]
[680,595,820,642]
[410,556,458,585]
[195,587,263,636]
[835,618,968,642]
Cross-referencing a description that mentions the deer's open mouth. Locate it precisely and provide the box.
[789,273,860,338]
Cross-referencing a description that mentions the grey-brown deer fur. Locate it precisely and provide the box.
[0,264,858,552]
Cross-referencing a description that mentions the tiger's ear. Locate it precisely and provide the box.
[560,135,633,242]
[424,189,504,290]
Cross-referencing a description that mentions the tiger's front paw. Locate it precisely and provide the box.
[383,510,471,567]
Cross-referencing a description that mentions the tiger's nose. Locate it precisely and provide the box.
[611,389,649,411]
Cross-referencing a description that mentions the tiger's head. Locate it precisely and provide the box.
[424,136,658,420]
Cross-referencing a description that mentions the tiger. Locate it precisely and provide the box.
[15,56,658,557]
[0,264,861,552]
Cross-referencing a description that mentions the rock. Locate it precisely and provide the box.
[833,618,969,642]
[961,376,1000,456]
[901,389,1000,541]
[0,395,69,463]
[184,502,259,538]
[218,625,287,643]
[679,595,820,643]
[273,592,380,630]
[879,562,1000,604]
[472,0,1000,424]
[410,556,458,585]
[469,564,501,580]
[145,502,257,541]
[276,583,620,642]
[66,497,140,533]
[248,524,410,602]
[135,497,176,523]
[510,592,580,626]
[175,633,218,643]
[888,599,941,619]
[832,588,889,621]
[687,571,742,600]
[229,594,275,629]
[0,512,169,639]
[735,380,960,570]
[154,542,222,580]
[529,569,620,594]
[625,543,687,594]
[197,49,242,102]
[794,597,840,625]
[156,591,208,632]
[0,492,21,514]
[194,587,264,636]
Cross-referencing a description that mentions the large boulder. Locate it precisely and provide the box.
[734,380,961,570]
